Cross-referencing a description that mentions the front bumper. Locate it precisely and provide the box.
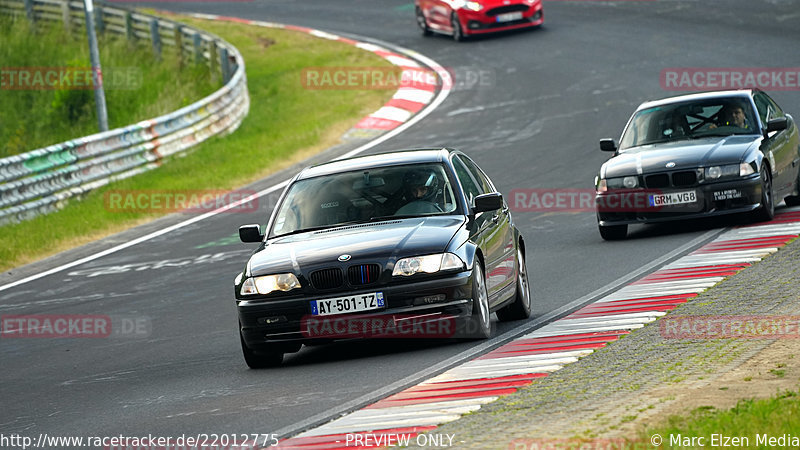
[596,175,762,226]
[458,5,543,35]
[238,270,474,350]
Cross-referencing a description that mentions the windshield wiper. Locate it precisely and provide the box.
[272,221,365,238]
[368,214,425,221]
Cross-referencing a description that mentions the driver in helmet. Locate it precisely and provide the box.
[395,169,443,215]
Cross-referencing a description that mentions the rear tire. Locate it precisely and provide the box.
[751,165,775,222]
[599,223,628,240]
[783,170,800,206]
[497,247,531,322]
[240,331,283,369]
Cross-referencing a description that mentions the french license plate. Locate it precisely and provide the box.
[496,12,523,22]
[310,292,384,316]
[649,191,697,206]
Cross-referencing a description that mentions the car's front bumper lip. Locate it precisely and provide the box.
[458,5,543,35]
[238,270,474,347]
[596,175,762,226]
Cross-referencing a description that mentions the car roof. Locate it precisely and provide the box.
[297,148,454,180]
[636,89,755,111]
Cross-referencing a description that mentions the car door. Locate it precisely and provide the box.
[453,155,516,305]
[754,92,798,195]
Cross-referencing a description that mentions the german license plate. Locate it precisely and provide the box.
[310,292,384,316]
[496,12,523,22]
[649,191,697,206]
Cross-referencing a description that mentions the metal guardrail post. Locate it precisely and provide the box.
[124,11,134,41]
[174,24,184,67]
[23,0,34,22]
[193,32,202,64]
[61,0,71,31]
[95,5,104,34]
[150,18,161,59]
[209,41,219,80]
[220,47,230,84]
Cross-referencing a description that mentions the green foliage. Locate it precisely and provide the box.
[0,15,216,157]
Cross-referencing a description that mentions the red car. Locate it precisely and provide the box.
[415,0,543,41]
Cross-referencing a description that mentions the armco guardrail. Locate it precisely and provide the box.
[0,0,249,225]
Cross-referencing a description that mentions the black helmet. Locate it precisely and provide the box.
[403,169,439,202]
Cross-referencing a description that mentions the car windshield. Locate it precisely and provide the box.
[619,98,759,150]
[269,163,460,238]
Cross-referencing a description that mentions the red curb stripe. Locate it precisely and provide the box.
[386,98,427,113]
[372,387,519,407]
[577,299,689,311]
[481,342,609,359]
[567,305,678,318]
[421,373,548,386]
[354,117,404,130]
[408,379,534,392]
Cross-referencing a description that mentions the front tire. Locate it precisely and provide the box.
[599,223,628,240]
[451,12,464,42]
[416,7,432,36]
[240,331,283,369]
[751,165,775,222]
[497,247,532,322]
[460,260,491,339]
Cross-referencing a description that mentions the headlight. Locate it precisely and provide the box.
[623,176,639,188]
[393,253,465,277]
[464,1,483,11]
[599,176,638,191]
[705,164,740,180]
[740,162,756,176]
[240,273,301,296]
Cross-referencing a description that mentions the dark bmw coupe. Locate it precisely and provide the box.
[234,148,530,368]
[595,89,800,240]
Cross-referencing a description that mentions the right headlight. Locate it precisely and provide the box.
[598,176,639,191]
[240,273,301,296]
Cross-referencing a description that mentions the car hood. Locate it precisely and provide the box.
[248,216,466,276]
[602,135,759,178]
[477,0,534,7]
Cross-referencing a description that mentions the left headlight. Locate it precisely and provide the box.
[704,163,753,180]
[240,273,301,296]
[393,253,465,277]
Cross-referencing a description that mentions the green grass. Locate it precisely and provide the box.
[0,14,397,271]
[0,14,216,156]
[643,389,800,448]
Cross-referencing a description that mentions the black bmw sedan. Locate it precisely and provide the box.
[595,89,800,240]
[234,148,531,367]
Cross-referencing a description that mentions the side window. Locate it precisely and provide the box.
[753,93,771,125]
[764,94,785,119]
[452,157,482,206]
[458,156,493,193]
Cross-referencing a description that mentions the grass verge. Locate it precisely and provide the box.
[0,13,398,272]
[0,14,216,157]
[644,389,800,447]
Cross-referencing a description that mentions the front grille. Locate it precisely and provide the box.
[671,171,697,187]
[310,268,343,290]
[645,174,669,189]
[347,264,381,286]
[486,4,529,16]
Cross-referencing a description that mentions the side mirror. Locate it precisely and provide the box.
[239,224,263,243]
[473,192,504,213]
[766,117,788,133]
[600,139,617,152]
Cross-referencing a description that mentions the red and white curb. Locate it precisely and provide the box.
[182,14,444,140]
[274,207,800,449]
